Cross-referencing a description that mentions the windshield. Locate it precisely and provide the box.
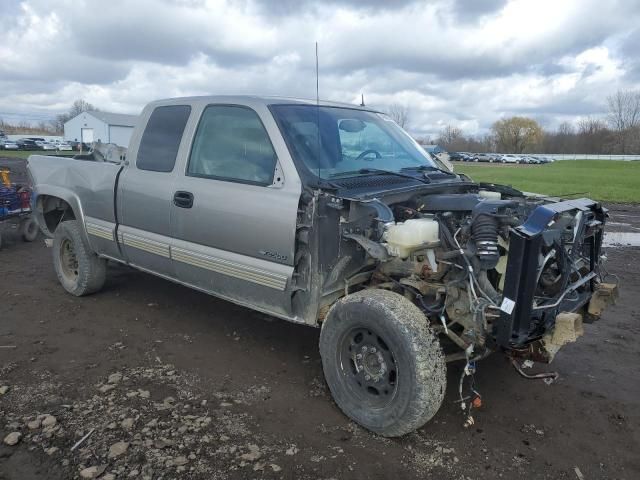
[270,105,438,179]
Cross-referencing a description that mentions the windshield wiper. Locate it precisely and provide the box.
[329,168,430,184]
[401,165,457,176]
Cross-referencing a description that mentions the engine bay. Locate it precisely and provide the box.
[316,183,610,363]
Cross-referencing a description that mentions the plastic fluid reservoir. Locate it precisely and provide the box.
[384,218,439,258]
[478,190,501,200]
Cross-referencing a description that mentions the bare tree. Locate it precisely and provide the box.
[480,134,496,152]
[578,116,608,136]
[555,121,576,153]
[577,117,611,154]
[52,99,100,134]
[438,125,462,144]
[607,89,640,153]
[17,120,31,131]
[386,103,411,129]
[437,125,465,151]
[69,99,98,117]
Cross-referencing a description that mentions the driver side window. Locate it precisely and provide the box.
[188,105,277,186]
[339,121,395,159]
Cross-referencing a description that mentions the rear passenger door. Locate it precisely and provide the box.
[170,104,300,317]
[117,104,191,278]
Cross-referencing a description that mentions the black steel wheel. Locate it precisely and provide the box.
[320,289,446,437]
[338,326,399,408]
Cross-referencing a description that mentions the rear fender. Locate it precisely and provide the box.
[33,185,91,248]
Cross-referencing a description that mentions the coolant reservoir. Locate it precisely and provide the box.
[478,190,501,200]
[384,218,439,258]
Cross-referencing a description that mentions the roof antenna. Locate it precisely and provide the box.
[315,41,321,183]
[315,42,320,107]
[360,93,365,107]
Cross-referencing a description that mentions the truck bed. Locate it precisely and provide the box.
[27,154,123,239]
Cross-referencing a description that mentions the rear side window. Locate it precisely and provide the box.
[137,105,191,172]
[187,105,277,185]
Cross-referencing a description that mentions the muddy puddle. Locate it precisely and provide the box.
[604,231,640,247]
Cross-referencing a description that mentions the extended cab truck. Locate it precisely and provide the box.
[28,96,616,437]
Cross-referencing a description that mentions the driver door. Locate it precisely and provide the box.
[169,104,300,317]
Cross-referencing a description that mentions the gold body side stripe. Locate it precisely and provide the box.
[120,232,171,258]
[86,223,114,241]
[113,230,286,290]
[171,247,287,291]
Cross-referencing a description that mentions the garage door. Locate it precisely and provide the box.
[108,125,133,147]
[81,128,94,143]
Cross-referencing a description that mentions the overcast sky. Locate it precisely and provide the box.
[1,0,639,138]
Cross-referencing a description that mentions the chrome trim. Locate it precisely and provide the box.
[171,247,287,291]
[86,222,114,241]
[120,232,170,258]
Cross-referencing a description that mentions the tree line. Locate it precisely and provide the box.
[390,89,640,155]
[0,100,99,136]
[434,89,640,154]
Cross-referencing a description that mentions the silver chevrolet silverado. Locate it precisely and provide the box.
[27,96,617,436]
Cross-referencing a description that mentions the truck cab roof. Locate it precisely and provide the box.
[147,95,379,112]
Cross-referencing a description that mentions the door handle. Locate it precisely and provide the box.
[173,191,194,208]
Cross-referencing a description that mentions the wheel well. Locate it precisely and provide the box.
[37,195,76,236]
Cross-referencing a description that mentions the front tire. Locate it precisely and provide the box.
[319,289,446,437]
[53,220,106,296]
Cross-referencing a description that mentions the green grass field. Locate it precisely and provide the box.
[0,150,77,159]
[455,160,640,203]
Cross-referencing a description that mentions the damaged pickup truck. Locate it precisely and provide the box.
[27,96,617,437]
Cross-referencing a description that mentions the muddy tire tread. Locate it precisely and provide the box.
[320,289,446,437]
[53,220,106,296]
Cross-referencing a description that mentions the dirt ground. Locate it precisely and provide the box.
[1,157,639,479]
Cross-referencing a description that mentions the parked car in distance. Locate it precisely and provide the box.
[501,154,522,163]
[1,140,20,150]
[16,138,42,150]
[449,152,474,162]
[498,154,518,163]
[39,141,58,151]
[476,153,496,162]
[56,143,73,151]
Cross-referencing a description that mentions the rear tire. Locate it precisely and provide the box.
[52,220,106,296]
[319,289,446,437]
[20,217,39,242]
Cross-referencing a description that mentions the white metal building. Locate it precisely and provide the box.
[64,111,138,147]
